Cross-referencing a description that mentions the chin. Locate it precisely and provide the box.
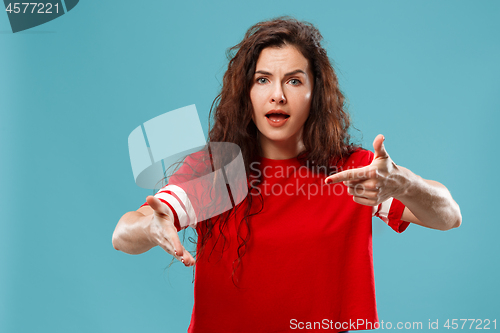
[261,132,293,143]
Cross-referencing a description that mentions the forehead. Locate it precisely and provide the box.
[255,45,310,72]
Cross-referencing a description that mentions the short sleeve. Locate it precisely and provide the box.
[140,184,197,232]
[139,147,246,232]
[372,197,410,233]
[140,151,213,232]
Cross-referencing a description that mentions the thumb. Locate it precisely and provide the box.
[146,195,170,216]
[373,134,389,159]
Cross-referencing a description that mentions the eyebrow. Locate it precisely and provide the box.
[254,69,306,76]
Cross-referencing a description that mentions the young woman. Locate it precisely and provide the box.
[112,17,461,333]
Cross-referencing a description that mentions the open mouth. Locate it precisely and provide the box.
[265,113,290,121]
[265,112,290,126]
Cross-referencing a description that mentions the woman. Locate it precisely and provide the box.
[112,17,461,332]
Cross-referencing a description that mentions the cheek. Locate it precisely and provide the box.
[302,91,312,105]
[299,92,312,119]
[250,88,262,106]
[298,111,310,129]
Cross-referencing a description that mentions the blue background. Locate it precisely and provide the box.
[1,1,499,332]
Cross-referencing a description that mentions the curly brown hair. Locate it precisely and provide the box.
[185,16,357,286]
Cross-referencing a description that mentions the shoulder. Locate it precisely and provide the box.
[334,147,374,171]
[347,147,374,166]
[168,149,212,184]
[184,149,212,173]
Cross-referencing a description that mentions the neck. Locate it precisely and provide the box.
[258,131,305,160]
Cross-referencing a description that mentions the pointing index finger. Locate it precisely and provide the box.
[325,166,374,184]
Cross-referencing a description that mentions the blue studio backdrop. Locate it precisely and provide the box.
[1,1,499,332]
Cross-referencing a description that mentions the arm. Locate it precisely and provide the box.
[393,166,461,230]
[112,196,195,266]
[325,134,462,231]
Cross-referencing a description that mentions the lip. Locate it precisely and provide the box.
[265,109,290,117]
[265,109,290,127]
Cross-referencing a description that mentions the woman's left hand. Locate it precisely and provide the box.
[324,134,408,206]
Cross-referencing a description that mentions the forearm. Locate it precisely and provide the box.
[112,211,156,254]
[395,166,462,230]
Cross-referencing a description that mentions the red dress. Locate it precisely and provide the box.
[141,148,409,333]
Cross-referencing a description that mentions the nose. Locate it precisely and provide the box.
[270,84,286,104]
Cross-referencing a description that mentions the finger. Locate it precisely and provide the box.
[373,134,389,159]
[146,196,170,216]
[347,186,379,199]
[344,179,379,191]
[158,234,195,266]
[343,179,362,186]
[164,227,184,258]
[176,246,195,267]
[352,195,378,206]
[164,229,196,266]
[157,238,176,255]
[182,250,196,267]
[325,165,376,184]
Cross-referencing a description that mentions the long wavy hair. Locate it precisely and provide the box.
[185,17,357,286]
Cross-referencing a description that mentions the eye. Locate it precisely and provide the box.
[256,77,268,84]
[289,78,301,85]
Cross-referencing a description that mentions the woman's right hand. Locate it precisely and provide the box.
[145,195,196,267]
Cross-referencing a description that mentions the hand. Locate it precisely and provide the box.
[146,195,196,266]
[324,134,407,206]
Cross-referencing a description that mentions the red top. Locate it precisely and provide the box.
[141,148,409,333]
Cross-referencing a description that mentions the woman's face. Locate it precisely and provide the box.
[250,44,314,152]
